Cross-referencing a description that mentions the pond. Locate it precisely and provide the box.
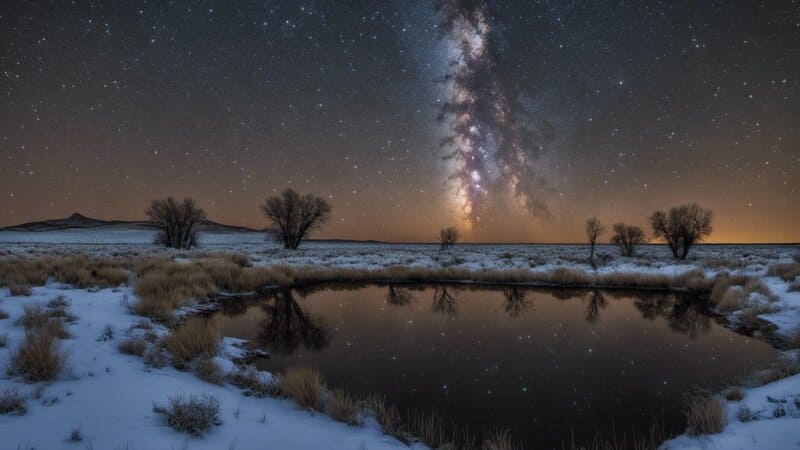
[212,284,778,449]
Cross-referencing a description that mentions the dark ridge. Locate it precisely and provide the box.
[2,213,265,233]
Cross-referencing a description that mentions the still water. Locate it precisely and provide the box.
[212,284,777,448]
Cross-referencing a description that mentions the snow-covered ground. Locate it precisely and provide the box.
[0,284,418,450]
[1,228,799,449]
[665,358,800,450]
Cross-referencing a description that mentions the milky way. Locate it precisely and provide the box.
[436,0,548,225]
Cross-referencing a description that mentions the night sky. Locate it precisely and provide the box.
[1,1,798,243]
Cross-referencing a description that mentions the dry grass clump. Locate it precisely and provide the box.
[154,393,221,436]
[685,396,725,436]
[0,389,27,415]
[483,429,519,450]
[163,317,221,368]
[192,356,225,385]
[19,303,50,329]
[118,337,148,356]
[710,275,777,312]
[8,283,32,296]
[0,333,7,348]
[134,265,218,319]
[228,366,279,397]
[0,258,50,288]
[328,388,360,425]
[143,345,170,368]
[9,323,66,382]
[50,255,129,288]
[789,280,800,292]
[724,387,744,402]
[751,358,800,386]
[363,395,409,443]
[279,366,325,410]
[766,262,800,282]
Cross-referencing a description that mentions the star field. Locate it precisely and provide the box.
[1,1,798,242]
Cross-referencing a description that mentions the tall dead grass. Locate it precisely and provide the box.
[163,316,221,368]
[279,366,325,411]
[684,396,725,436]
[9,322,66,382]
[766,262,800,282]
[710,275,777,312]
[0,256,129,290]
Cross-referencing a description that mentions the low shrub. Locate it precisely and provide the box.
[118,337,148,356]
[154,393,221,436]
[143,346,169,368]
[9,324,66,382]
[328,388,360,425]
[0,308,8,320]
[192,356,225,385]
[8,283,32,296]
[279,366,324,410]
[766,262,800,282]
[0,389,27,415]
[228,366,278,397]
[724,387,744,401]
[163,317,221,368]
[685,396,725,436]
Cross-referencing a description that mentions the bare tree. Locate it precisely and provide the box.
[261,189,332,250]
[585,217,604,266]
[650,203,712,260]
[146,197,206,249]
[438,226,460,250]
[610,223,646,257]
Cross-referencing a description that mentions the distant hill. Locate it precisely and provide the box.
[2,213,265,234]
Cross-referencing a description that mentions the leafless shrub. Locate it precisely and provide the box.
[9,324,66,382]
[685,396,725,436]
[118,338,148,356]
[69,426,82,442]
[610,223,646,257]
[261,189,332,250]
[155,393,221,436]
[163,317,221,368]
[146,197,206,249]
[438,227,460,251]
[328,388,360,425]
[0,308,8,320]
[736,405,752,422]
[143,345,169,369]
[228,366,279,397]
[192,356,225,385]
[651,203,712,259]
[0,389,27,415]
[98,324,114,341]
[279,366,325,410]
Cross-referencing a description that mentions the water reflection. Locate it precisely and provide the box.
[257,290,329,354]
[503,287,532,318]
[584,290,607,324]
[213,284,775,450]
[386,285,414,306]
[431,285,459,316]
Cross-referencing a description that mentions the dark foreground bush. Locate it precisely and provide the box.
[154,393,221,436]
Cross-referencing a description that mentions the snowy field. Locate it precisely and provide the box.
[1,228,799,449]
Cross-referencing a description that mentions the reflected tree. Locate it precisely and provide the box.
[503,287,532,318]
[633,294,674,320]
[258,290,329,354]
[584,291,608,324]
[667,299,711,339]
[386,285,414,306]
[431,285,459,316]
